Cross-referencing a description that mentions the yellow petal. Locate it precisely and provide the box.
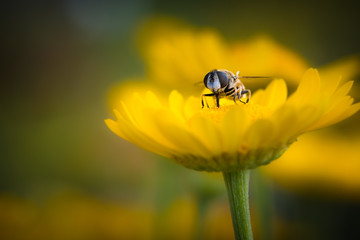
[106,111,174,158]
[220,107,249,153]
[252,79,287,110]
[145,91,163,109]
[188,114,223,155]
[153,111,211,158]
[310,98,358,130]
[319,55,360,85]
[245,119,275,149]
[334,81,354,98]
[184,96,201,119]
[104,118,128,141]
[169,90,185,121]
[288,68,321,105]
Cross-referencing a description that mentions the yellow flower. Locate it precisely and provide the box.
[137,18,308,92]
[262,131,360,198]
[136,18,359,92]
[105,69,360,172]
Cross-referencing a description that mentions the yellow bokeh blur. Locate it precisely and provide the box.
[0,193,250,240]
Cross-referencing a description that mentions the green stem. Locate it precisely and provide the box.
[223,170,253,240]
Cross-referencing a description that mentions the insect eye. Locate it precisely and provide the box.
[203,72,212,87]
[217,71,229,88]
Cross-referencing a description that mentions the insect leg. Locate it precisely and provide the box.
[216,94,220,108]
[239,92,246,104]
[241,89,251,103]
[233,94,237,104]
[201,93,216,108]
[225,89,236,105]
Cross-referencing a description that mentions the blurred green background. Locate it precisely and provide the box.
[1,0,360,239]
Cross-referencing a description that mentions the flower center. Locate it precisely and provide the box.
[200,102,271,123]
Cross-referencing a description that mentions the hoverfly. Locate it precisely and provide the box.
[201,69,268,108]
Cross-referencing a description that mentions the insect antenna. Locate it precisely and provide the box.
[235,71,273,80]
[238,76,273,79]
